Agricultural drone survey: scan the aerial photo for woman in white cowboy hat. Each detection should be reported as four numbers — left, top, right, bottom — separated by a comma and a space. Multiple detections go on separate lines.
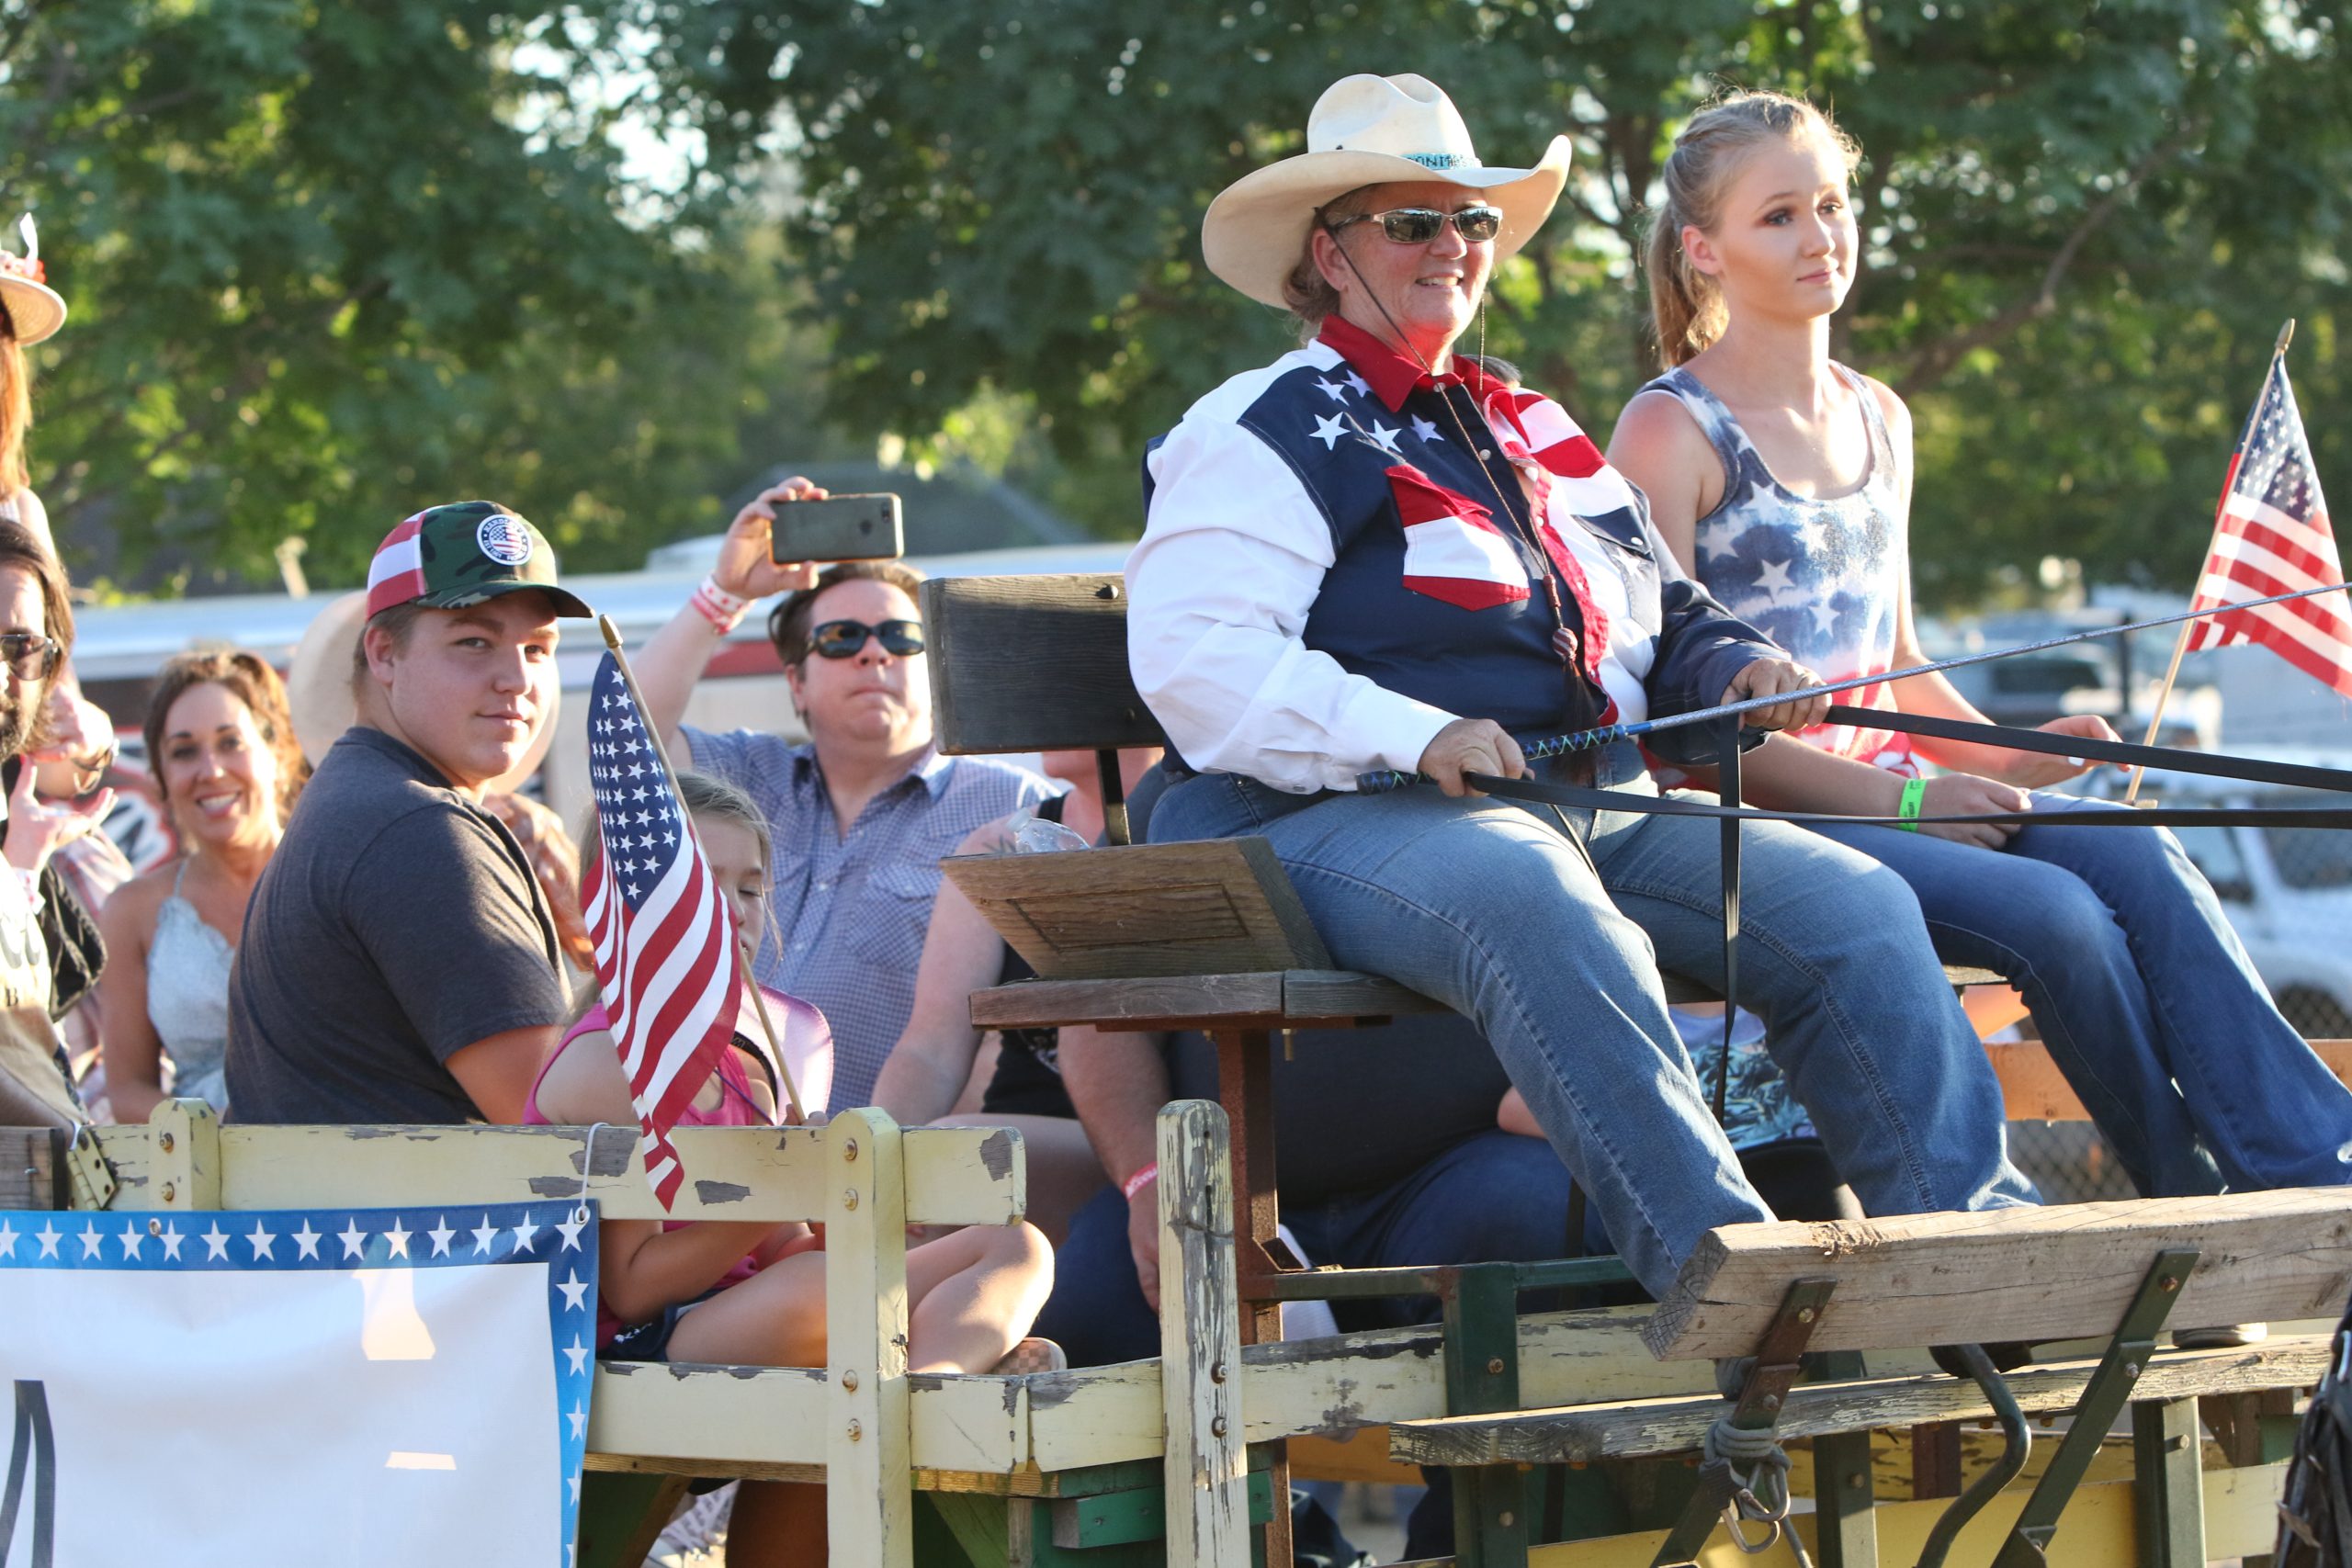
1124, 73, 2036, 1298
0, 215, 65, 554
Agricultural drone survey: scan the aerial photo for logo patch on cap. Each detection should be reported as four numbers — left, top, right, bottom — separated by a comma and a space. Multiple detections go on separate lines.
476, 513, 534, 567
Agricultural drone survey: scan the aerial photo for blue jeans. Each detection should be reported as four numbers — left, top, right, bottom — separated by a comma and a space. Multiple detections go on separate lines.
1149, 747, 2035, 1298
1808, 797, 2352, 1195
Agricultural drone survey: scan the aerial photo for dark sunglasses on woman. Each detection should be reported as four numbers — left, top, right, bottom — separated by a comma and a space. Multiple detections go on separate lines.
1326, 204, 1505, 245
808, 618, 925, 660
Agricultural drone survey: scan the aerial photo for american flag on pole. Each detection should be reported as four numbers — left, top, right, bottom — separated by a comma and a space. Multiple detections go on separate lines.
2183, 356, 2352, 696
577, 650, 744, 1207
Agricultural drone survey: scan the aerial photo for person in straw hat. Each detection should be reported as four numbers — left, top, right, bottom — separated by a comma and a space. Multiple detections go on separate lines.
0, 214, 63, 555
1124, 73, 2036, 1297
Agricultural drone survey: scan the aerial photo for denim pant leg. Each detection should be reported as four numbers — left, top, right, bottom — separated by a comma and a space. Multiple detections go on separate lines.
1592, 806, 2038, 1217
1150, 772, 1770, 1300
2007, 799, 2352, 1190
1030, 1184, 1161, 1368
1285, 1130, 1585, 1331
1803, 813, 2222, 1196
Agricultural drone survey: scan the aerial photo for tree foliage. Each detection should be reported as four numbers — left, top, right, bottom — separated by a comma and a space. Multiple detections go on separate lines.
3, 0, 828, 589
17, 2, 2352, 605
749, 0, 2352, 602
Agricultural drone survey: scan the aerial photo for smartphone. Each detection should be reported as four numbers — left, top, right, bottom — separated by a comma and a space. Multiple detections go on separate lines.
770, 492, 905, 562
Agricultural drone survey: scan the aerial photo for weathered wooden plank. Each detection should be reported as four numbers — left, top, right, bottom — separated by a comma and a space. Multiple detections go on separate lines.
0, 1127, 62, 1209
87, 1121, 1022, 1227
969, 973, 1289, 1031
1388, 1337, 2330, 1466
587, 1361, 830, 1472
1159, 1101, 1250, 1567
920, 574, 1167, 757
908, 1370, 1031, 1478
1024, 1307, 1717, 1472
968, 969, 1435, 1032
1280, 970, 1444, 1020
589, 1367, 1034, 1483
826, 1108, 913, 1567
1645, 1188, 2352, 1361
147, 1098, 219, 1211
944, 838, 1330, 981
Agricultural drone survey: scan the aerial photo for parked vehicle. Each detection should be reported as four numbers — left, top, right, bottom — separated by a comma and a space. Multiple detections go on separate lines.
2100, 760, 2352, 1037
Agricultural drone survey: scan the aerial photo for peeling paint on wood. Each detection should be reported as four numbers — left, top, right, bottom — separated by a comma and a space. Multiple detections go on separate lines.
694, 1179, 752, 1204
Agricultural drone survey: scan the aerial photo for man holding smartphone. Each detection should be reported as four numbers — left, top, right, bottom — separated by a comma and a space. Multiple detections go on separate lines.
629, 478, 1050, 1112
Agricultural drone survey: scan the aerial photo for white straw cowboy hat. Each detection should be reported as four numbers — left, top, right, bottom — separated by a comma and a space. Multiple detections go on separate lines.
1203, 73, 1573, 310
0, 215, 64, 345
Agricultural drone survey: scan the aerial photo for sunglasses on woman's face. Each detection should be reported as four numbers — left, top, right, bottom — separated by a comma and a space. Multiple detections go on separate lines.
0, 631, 60, 680
808, 618, 925, 660
1327, 205, 1505, 245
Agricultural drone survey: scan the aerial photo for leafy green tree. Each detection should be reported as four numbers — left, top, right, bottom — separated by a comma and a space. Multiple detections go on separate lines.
746, 0, 2352, 602
2, 1, 818, 588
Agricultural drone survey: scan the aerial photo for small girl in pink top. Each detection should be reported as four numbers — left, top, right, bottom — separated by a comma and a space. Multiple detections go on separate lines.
528, 772, 1055, 1562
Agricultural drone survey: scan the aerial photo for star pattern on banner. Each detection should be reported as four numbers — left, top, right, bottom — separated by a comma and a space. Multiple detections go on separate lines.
0, 1199, 603, 1568
1315, 377, 1350, 404
1411, 414, 1443, 445
1308, 412, 1348, 451
1366, 422, 1403, 456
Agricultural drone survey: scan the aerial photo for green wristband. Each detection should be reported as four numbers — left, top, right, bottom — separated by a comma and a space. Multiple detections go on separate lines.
1898, 777, 1928, 831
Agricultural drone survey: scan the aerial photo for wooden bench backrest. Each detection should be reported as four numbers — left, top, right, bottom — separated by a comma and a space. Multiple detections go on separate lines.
921, 572, 1166, 756
1645, 1188, 2352, 1361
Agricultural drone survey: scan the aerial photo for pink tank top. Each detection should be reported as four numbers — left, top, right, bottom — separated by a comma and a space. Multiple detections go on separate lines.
525, 1000, 788, 1346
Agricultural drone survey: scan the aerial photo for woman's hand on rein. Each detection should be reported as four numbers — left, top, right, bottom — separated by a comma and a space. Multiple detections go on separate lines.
1416, 717, 1528, 798
711, 476, 831, 601
1723, 659, 1829, 733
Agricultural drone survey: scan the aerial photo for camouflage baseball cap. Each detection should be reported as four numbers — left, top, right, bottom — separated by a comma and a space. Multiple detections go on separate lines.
364, 501, 593, 621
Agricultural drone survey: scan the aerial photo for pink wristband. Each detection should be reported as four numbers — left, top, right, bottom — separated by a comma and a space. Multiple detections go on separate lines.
689, 574, 750, 635
1121, 1161, 1159, 1201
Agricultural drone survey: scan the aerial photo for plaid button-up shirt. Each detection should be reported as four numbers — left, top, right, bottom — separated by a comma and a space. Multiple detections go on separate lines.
682, 727, 1052, 1111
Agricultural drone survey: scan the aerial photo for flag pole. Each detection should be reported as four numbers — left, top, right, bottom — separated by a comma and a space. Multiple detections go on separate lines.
2122, 318, 2296, 806
597, 615, 806, 1122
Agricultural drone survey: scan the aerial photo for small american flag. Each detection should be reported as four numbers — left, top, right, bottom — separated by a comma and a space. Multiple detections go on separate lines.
2185, 356, 2352, 697
577, 650, 744, 1207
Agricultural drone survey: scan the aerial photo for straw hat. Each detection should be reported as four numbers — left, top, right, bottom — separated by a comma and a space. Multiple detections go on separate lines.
0, 216, 65, 345
284, 588, 560, 795
1202, 73, 1572, 310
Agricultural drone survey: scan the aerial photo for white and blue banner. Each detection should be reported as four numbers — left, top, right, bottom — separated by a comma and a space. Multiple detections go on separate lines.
0, 1200, 595, 1567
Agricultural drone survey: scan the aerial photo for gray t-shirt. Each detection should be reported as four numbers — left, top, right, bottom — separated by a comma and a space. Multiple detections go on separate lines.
225, 727, 568, 1124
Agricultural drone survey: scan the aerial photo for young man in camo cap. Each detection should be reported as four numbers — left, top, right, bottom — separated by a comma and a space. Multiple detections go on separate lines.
227, 501, 594, 1125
